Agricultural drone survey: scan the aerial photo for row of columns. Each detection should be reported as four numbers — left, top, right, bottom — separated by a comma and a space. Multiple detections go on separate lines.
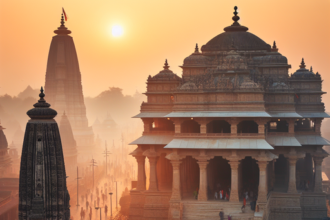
133, 147, 326, 201
142, 118, 312, 135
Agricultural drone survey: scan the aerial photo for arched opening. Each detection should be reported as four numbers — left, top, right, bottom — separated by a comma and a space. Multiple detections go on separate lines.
240, 157, 259, 201
296, 153, 314, 191
274, 154, 289, 192
156, 153, 173, 191
180, 156, 199, 199
267, 119, 288, 132
151, 118, 175, 132
207, 120, 231, 133
181, 120, 200, 133
294, 118, 315, 132
237, 120, 258, 133
207, 156, 231, 200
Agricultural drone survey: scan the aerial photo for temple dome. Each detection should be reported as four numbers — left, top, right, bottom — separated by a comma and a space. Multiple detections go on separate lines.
292, 58, 316, 77
27, 87, 57, 120
254, 53, 288, 64
201, 7, 271, 52
183, 44, 207, 66
179, 82, 198, 90
150, 60, 181, 80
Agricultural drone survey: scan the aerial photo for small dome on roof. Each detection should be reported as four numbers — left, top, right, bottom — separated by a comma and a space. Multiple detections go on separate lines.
183, 44, 207, 66
253, 42, 287, 64
179, 82, 198, 90
292, 58, 316, 77
150, 60, 181, 81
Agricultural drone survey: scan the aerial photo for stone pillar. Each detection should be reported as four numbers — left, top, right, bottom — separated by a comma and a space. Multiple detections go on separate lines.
173, 119, 183, 134
288, 119, 295, 134
314, 156, 324, 193
148, 156, 158, 191
256, 119, 268, 135
170, 160, 182, 201
197, 160, 209, 201
287, 157, 297, 193
314, 119, 322, 133
230, 119, 239, 134
136, 156, 146, 191
257, 161, 268, 203
142, 118, 153, 133
228, 160, 240, 202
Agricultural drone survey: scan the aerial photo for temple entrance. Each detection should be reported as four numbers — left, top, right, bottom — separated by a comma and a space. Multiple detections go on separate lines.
296, 153, 314, 191
180, 156, 199, 199
207, 156, 231, 200
156, 153, 173, 190
240, 157, 259, 201
237, 120, 258, 133
267, 120, 288, 132
274, 154, 289, 192
181, 120, 200, 133
207, 120, 231, 133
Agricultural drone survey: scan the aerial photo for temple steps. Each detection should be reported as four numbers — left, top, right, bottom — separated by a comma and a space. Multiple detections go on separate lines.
181, 200, 255, 220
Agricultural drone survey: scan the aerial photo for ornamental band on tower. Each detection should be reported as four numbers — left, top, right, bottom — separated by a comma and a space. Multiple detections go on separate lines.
128, 6, 329, 220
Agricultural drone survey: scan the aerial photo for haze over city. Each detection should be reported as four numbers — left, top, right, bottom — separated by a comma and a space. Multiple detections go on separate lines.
1, 1, 330, 220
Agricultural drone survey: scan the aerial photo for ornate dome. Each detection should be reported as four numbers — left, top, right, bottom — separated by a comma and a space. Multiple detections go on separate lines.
179, 82, 198, 90
183, 44, 207, 66
292, 58, 316, 77
201, 7, 271, 52
253, 42, 287, 64
149, 60, 181, 81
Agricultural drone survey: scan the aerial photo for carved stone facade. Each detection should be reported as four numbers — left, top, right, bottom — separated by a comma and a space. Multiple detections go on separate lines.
19, 88, 70, 220
129, 7, 329, 220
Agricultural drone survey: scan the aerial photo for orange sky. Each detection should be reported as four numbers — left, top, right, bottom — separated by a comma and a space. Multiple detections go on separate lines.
0, 0, 330, 108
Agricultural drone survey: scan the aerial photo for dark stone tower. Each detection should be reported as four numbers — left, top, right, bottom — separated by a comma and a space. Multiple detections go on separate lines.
19, 88, 70, 220
44, 14, 94, 158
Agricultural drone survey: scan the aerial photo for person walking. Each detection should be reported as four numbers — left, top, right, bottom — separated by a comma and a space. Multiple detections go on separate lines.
104, 204, 108, 218
241, 197, 246, 212
86, 200, 89, 212
219, 211, 224, 220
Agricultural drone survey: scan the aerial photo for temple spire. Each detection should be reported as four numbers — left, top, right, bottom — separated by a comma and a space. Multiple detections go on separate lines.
61, 13, 65, 27
271, 41, 278, 52
195, 44, 199, 53
310, 66, 313, 72
232, 6, 240, 25
224, 6, 248, 32
299, 58, 306, 69
163, 59, 170, 70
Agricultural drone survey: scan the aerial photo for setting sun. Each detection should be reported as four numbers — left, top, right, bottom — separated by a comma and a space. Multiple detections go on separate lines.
112, 25, 123, 37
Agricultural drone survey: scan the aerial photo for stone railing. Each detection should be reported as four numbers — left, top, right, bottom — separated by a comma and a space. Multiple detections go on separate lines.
143, 131, 175, 135
174, 133, 264, 138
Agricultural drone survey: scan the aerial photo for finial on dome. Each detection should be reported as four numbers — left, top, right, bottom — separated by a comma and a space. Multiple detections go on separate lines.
232, 6, 240, 24
310, 66, 313, 72
39, 87, 46, 103
195, 44, 199, 53
61, 13, 65, 27
163, 59, 170, 70
299, 58, 306, 69
271, 41, 278, 52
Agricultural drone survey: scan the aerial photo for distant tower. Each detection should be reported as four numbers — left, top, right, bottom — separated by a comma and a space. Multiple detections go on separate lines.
8, 141, 20, 175
59, 111, 78, 176
0, 123, 12, 177
44, 13, 94, 159
19, 88, 70, 220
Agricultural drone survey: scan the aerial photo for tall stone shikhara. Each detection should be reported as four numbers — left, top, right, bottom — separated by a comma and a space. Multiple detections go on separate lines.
19, 88, 70, 220
44, 14, 94, 157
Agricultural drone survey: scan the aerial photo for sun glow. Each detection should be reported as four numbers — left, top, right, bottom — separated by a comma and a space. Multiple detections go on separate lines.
111, 25, 123, 37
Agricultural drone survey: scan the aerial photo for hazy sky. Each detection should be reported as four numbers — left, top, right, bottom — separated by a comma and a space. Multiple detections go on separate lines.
0, 0, 329, 107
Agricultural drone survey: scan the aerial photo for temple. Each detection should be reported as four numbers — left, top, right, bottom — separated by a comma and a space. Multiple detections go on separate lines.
19, 88, 70, 220
59, 112, 78, 177
129, 7, 330, 220
0, 123, 12, 177
44, 14, 94, 160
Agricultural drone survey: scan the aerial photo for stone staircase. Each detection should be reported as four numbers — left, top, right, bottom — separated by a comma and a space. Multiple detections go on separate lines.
181, 200, 255, 220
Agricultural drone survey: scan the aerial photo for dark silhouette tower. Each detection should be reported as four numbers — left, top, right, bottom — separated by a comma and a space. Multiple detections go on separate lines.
44, 14, 94, 158
19, 88, 70, 220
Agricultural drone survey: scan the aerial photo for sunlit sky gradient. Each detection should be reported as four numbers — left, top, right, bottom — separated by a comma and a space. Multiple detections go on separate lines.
0, 0, 329, 108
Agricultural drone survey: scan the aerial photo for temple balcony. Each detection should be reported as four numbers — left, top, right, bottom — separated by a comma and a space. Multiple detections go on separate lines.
174, 133, 264, 138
